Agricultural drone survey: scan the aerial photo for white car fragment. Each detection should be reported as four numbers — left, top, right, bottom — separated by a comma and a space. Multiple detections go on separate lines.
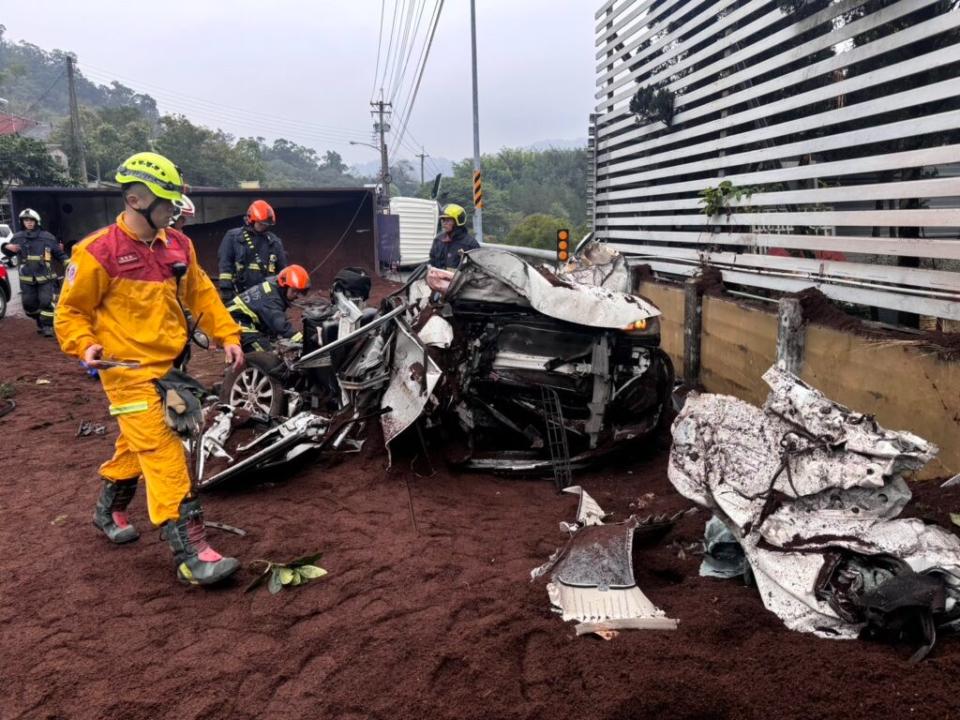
532, 487, 678, 637
669, 365, 960, 660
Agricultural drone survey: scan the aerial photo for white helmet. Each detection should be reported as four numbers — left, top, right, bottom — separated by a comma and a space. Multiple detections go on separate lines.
19, 208, 41, 224
170, 195, 196, 226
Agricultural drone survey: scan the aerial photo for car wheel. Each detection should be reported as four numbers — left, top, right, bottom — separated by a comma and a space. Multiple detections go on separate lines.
221, 355, 286, 417
0, 290, 6, 319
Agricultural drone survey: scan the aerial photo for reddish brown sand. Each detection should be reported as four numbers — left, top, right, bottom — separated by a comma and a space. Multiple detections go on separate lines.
2, 313, 960, 720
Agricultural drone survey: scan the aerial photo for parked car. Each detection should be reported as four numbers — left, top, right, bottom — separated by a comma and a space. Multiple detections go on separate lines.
0, 264, 11, 318
0, 224, 15, 268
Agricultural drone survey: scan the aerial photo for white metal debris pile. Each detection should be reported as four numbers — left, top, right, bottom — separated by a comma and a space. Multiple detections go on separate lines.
531, 486, 679, 639
669, 365, 960, 661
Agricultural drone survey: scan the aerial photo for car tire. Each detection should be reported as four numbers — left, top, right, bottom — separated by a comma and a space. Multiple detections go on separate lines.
0, 290, 6, 319
220, 352, 286, 417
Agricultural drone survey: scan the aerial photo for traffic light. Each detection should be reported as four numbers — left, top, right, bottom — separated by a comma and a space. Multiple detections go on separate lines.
557, 228, 570, 263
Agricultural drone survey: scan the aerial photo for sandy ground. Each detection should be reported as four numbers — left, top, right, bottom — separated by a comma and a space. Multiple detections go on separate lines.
2, 308, 960, 720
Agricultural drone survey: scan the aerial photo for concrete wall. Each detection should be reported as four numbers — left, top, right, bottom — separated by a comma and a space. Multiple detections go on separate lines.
638, 280, 960, 476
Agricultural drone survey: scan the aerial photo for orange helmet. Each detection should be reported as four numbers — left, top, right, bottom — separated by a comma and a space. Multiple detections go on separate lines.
277, 264, 311, 291
246, 199, 276, 225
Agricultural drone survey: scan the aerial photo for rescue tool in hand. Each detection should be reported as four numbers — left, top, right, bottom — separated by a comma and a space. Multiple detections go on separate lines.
82, 359, 142, 369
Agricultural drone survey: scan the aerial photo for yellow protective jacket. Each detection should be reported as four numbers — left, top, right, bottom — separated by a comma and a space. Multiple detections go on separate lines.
55, 214, 241, 390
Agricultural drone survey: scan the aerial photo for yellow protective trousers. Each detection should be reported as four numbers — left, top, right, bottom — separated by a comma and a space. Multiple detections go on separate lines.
98, 382, 191, 525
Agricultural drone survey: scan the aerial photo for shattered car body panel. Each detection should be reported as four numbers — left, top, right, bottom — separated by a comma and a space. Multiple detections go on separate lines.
558, 241, 632, 294
380, 322, 443, 447
533, 487, 678, 635
669, 365, 960, 657
447, 248, 660, 329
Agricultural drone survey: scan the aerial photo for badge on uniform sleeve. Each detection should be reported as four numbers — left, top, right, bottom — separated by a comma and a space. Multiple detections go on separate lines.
65, 262, 77, 285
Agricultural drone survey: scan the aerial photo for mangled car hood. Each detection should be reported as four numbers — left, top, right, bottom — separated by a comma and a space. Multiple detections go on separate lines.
447, 248, 659, 329
668, 365, 960, 651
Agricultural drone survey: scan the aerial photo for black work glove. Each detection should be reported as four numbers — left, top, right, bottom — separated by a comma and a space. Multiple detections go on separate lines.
154, 369, 210, 437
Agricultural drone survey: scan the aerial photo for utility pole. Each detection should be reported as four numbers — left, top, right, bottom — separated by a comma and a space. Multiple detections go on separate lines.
371, 99, 392, 209
469, 0, 483, 242
416, 148, 429, 185
65, 54, 88, 185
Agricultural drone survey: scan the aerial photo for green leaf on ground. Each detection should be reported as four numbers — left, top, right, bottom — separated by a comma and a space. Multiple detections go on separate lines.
267, 570, 283, 594
298, 565, 327, 580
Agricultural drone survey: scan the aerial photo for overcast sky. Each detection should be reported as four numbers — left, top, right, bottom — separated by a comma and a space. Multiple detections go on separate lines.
3, 1, 599, 171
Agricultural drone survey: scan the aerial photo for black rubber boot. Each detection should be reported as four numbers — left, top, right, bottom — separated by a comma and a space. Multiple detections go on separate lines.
92, 478, 140, 544
161, 498, 239, 586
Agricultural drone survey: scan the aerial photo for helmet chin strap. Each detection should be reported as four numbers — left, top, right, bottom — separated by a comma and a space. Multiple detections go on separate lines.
135, 197, 164, 231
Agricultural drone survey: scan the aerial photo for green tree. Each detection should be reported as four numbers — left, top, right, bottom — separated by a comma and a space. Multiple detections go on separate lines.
442, 148, 587, 243
389, 160, 419, 197
53, 106, 153, 181
155, 114, 262, 187
503, 213, 570, 250
0, 134, 73, 197
0, 28, 158, 123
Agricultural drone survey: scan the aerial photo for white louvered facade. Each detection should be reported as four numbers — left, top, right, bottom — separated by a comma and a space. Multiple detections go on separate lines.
591, 0, 960, 321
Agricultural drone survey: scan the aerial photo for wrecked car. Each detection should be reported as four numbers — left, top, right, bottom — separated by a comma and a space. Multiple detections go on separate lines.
403, 247, 673, 473
669, 365, 960, 661
198, 246, 673, 488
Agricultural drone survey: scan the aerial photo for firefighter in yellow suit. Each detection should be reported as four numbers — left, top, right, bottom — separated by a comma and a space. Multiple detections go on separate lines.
55, 151, 246, 586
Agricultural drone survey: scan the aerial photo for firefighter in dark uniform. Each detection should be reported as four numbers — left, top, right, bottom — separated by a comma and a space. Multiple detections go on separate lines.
428, 203, 479, 270
2, 208, 67, 336
227, 264, 310, 352
217, 199, 288, 302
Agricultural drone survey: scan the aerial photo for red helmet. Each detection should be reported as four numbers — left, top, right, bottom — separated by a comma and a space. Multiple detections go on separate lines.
246, 199, 275, 225
277, 264, 311, 291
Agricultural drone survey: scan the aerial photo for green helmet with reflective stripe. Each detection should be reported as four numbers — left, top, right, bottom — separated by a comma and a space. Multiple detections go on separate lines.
115, 152, 185, 201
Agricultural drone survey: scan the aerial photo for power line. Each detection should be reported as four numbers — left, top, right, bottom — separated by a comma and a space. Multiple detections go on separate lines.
387, 0, 419, 102
390, 0, 439, 129
378, 0, 403, 97
390, 0, 429, 106
370, 0, 386, 101
391, 0, 444, 156
391, 0, 442, 153
22, 68, 66, 115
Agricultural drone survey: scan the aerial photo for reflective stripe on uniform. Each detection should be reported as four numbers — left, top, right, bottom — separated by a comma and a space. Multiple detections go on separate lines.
26, 255, 44, 260
109, 400, 150, 417
39, 310, 55, 318
228, 296, 260, 324
247, 263, 262, 271
261, 281, 271, 293
219, 272, 234, 280
291, 331, 303, 343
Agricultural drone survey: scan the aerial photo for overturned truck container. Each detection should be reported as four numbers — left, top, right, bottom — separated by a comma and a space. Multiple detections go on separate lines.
9, 187, 381, 289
